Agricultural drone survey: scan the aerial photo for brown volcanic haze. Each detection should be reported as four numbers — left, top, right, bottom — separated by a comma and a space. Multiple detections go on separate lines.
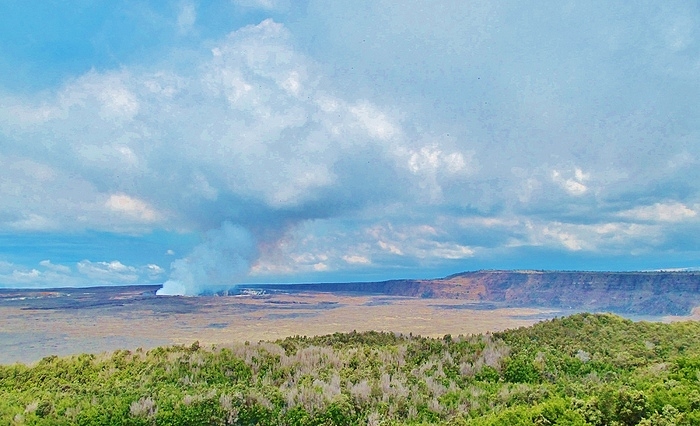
1, 270, 699, 365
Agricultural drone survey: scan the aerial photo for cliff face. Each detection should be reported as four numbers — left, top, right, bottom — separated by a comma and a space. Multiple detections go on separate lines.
259, 271, 700, 316
433, 271, 700, 315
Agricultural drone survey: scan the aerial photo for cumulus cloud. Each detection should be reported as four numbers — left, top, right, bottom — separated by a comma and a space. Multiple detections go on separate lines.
0, 259, 164, 288
618, 202, 698, 223
3, 18, 492, 290
77, 260, 140, 283
39, 260, 71, 274
551, 168, 589, 197
105, 194, 161, 223
343, 255, 371, 265
2, 2, 700, 287
0, 20, 411, 232
522, 220, 662, 254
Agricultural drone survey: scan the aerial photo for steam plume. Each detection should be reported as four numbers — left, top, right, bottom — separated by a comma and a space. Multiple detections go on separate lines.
156, 222, 257, 296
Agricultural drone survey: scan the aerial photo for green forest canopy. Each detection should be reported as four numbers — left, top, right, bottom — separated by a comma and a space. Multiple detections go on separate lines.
2, 313, 700, 425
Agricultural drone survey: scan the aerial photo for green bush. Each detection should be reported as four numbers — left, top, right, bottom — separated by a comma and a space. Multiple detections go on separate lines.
2, 314, 700, 425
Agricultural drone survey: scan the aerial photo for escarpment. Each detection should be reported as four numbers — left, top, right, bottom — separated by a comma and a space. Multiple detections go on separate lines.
259, 270, 700, 316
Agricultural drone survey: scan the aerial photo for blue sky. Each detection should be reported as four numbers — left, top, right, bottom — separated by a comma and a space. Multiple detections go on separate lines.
1, 1, 699, 293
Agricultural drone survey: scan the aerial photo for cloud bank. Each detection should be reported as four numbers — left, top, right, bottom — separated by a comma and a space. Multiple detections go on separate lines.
0, 259, 164, 289
0, 2, 699, 291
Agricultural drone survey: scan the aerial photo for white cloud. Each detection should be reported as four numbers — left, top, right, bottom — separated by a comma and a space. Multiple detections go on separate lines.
342, 255, 371, 265
618, 202, 698, 223
399, 144, 477, 203
281, 71, 302, 95
7, 16, 677, 247
145, 264, 165, 279
349, 102, 399, 141
406, 146, 474, 176
523, 220, 661, 253
105, 194, 161, 223
551, 168, 589, 196
541, 226, 585, 251
407, 146, 442, 174
0, 259, 164, 288
312, 262, 328, 271
366, 222, 477, 261
248, 219, 479, 278
9, 214, 57, 231
426, 242, 475, 260
77, 260, 139, 283
2, 4, 700, 284
39, 260, 71, 274
12, 269, 41, 282
378, 240, 404, 256
98, 84, 139, 120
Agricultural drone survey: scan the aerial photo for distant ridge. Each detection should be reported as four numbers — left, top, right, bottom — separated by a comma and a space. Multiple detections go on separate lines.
256, 270, 700, 316
7, 271, 697, 317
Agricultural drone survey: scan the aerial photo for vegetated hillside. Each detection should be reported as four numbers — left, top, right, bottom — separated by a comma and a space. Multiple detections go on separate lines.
260, 270, 700, 316
3, 313, 700, 425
